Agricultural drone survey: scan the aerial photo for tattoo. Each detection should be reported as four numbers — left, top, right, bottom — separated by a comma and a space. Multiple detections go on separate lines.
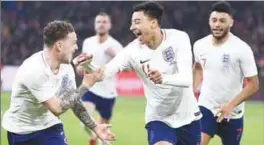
58, 85, 87, 111
56, 84, 97, 129
71, 100, 97, 129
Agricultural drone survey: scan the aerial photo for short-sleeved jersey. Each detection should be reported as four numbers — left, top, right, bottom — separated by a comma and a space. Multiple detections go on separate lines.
193, 33, 258, 119
82, 36, 123, 98
2, 51, 76, 133
104, 29, 202, 128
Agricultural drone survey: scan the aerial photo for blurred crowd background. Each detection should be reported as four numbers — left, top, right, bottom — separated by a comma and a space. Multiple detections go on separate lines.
1, 1, 264, 98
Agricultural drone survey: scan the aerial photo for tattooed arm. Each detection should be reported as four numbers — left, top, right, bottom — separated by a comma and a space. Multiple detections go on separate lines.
71, 99, 97, 129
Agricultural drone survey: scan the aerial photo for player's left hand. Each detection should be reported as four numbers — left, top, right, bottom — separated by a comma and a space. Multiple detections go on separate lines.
72, 53, 93, 66
216, 103, 235, 123
105, 47, 115, 56
93, 124, 115, 144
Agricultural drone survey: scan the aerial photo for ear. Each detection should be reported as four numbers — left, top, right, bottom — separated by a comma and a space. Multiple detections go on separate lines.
55, 41, 63, 52
229, 16, 234, 28
150, 19, 158, 29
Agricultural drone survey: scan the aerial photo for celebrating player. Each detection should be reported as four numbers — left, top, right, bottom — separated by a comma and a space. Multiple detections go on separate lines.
2, 20, 115, 145
193, 2, 259, 145
76, 12, 123, 145
86, 2, 202, 145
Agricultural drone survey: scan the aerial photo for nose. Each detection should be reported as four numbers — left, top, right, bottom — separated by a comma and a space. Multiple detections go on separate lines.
74, 45, 78, 52
130, 24, 135, 31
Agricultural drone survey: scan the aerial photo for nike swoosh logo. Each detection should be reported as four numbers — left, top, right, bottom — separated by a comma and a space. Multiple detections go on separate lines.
140, 59, 150, 64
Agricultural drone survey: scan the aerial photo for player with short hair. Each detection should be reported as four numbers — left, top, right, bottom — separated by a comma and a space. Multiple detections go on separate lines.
76, 12, 123, 145
193, 2, 259, 145
2, 20, 115, 145
85, 2, 202, 145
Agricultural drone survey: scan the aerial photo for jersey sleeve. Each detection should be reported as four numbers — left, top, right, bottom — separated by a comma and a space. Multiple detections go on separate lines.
22, 70, 55, 103
193, 41, 200, 63
68, 65, 77, 89
104, 45, 132, 79
82, 39, 90, 53
162, 32, 193, 87
240, 44, 258, 77
113, 41, 123, 55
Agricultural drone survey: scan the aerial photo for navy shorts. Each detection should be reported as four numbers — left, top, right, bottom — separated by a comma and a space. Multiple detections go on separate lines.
7, 124, 67, 145
146, 120, 201, 145
81, 91, 116, 120
200, 106, 243, 145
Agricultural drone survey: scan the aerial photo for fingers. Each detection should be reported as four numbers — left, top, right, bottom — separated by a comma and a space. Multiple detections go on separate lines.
148, 70, 162, 84
217, 114, 224, 123
106, 124, 112, 128
73, 53, 93, 65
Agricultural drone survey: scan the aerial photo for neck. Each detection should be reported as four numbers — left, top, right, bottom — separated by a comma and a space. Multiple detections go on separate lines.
212, 32, 230, 46
43, 47, 61, 74
146, 29, 163, 50
97, 34, 108, 44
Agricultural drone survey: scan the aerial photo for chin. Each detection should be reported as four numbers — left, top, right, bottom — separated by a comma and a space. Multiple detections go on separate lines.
213, 34, 224, 40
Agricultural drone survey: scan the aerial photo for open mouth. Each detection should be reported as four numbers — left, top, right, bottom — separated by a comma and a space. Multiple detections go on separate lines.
133, 30, 142, 37
213, 28, 223, 33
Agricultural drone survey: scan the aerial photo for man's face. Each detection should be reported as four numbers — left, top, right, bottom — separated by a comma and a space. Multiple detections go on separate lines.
94, 15, 111, 36
58, 32, 78, 64
209, 11, 233, 39
130, 11, 157, 44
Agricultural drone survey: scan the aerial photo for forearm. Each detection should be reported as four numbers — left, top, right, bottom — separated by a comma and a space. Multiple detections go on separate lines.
162, 72, 192, 87
71, 100, 97, 129
57, 85, 88, 112
230, 81, 259, 107
193, 65, 203, 91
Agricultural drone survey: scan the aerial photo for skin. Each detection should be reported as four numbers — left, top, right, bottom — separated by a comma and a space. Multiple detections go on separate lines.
130, 11, 170, 145
130, 11, 163, 86
193, 11, 259, 145
42, 31, 115, 143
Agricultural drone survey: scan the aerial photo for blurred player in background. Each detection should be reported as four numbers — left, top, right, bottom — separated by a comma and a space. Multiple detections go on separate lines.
193, 2, 259, 145
2, 20, 115, 145
76, 12, 123, 145
85, 2, 202, 145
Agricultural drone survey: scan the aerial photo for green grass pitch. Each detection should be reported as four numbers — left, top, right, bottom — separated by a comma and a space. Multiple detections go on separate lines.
1, 92, 264, 145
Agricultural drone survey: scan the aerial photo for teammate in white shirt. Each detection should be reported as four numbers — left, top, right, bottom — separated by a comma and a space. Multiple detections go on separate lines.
193, 2, 259, 145
2, 20, 115, 145
77, 12, 123, 145
84, 2, 202, 145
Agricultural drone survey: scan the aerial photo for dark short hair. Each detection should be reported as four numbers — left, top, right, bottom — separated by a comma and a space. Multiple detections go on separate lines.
133, 2, 164, 25
43, 20, 75, 47
211, 1, 232, 16
95, 12, 111, 22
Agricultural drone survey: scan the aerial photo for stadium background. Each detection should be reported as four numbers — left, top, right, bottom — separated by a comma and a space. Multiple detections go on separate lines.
1, 1, 264, 145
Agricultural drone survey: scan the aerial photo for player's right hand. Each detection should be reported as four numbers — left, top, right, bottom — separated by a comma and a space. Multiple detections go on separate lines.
82, 67, 104, 88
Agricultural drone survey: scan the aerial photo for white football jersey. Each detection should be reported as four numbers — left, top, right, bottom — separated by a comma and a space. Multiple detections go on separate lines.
193, 33, 258, 119
104, 29, 201, 128
82, 36, 123, 98
2, 51, 76, 133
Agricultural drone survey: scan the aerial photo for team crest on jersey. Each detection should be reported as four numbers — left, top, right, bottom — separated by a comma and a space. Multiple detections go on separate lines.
222, 54, 230, 64
61, 74, 69, 89
162, 46, 175, 63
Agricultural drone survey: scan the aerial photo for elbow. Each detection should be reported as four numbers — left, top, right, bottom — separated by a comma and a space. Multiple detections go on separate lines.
53, 111, 62, 117
50, 109, 63, 117
253, 80, 259, 93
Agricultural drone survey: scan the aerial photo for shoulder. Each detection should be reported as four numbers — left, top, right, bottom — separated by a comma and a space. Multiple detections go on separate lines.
193, 35, 211, 54
83, 36, 96, 44
194, 35, 211, 48
108, 36, 122, 46
164, 29, 189, 39
19, 51, 45, 76
230, 34, 251, 51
